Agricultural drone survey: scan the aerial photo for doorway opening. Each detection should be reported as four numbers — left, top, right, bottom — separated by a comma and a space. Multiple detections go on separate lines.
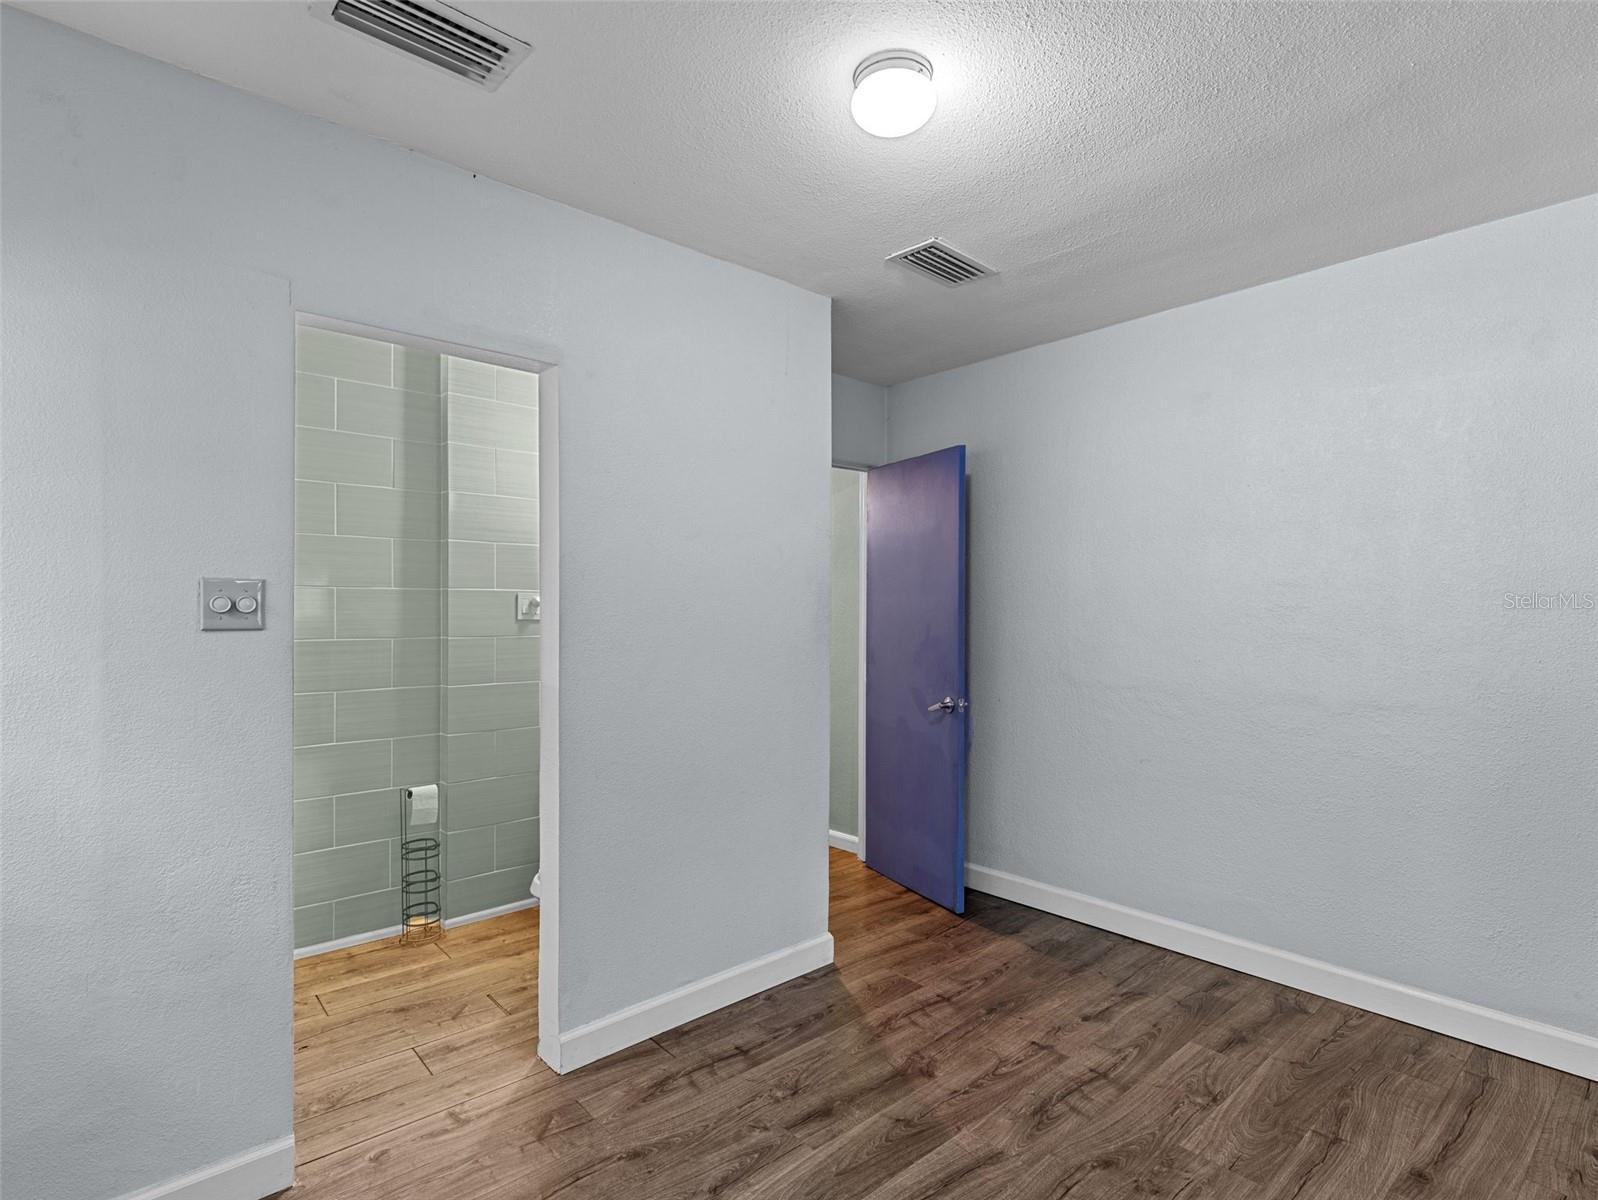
829, 448, 971, 914
289, 316, 557, 1167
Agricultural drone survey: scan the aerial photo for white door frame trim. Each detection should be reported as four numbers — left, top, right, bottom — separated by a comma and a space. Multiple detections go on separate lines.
856, 468, 867, 859
828, 464, 869, 860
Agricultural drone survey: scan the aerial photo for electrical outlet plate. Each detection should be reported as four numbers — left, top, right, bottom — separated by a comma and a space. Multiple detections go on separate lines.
200, 578, 265, 631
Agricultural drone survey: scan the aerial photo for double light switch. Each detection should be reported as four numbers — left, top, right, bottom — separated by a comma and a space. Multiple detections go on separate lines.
201, 578, 265, 630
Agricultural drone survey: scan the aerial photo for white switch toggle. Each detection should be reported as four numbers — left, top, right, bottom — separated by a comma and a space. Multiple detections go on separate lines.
235, 595, 258, 614
209, 595, 234, 614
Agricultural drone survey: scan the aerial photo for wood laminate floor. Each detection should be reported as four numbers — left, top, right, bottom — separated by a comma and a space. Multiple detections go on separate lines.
291, 848, 1597, 1199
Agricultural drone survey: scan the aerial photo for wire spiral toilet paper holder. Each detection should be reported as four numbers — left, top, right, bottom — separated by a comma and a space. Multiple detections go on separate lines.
401, 786, 444, 945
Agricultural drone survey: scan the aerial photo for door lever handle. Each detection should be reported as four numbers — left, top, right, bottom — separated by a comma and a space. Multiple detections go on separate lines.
928, 696, 967, 713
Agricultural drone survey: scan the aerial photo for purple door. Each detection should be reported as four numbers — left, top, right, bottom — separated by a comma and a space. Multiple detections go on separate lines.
865, 445, 968, 913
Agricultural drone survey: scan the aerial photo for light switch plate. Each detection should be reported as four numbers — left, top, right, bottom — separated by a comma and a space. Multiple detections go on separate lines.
201, 578, 265, 631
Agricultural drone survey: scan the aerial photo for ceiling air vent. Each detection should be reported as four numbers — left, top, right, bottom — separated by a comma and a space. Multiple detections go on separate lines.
311, 0, 531, 91
888, 238, 995, 287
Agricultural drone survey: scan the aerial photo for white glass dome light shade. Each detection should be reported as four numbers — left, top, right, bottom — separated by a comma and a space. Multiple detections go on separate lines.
851, 50, 936, 138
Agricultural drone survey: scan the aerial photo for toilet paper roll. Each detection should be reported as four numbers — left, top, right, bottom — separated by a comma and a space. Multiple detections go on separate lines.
405, 784, 439, 827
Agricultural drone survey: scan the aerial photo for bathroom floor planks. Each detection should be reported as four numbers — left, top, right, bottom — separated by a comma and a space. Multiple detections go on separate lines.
288, 851, 1598, 1199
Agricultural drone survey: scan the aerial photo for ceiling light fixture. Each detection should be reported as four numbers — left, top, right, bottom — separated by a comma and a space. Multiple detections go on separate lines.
851, 50, 936, 138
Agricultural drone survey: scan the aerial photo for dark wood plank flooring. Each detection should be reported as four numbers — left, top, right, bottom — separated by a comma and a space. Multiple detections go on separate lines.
290, 847, 1597, 1199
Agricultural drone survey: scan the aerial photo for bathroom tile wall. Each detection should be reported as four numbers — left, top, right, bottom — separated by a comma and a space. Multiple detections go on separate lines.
442, 356, 541, 918
293, 327, 443, 949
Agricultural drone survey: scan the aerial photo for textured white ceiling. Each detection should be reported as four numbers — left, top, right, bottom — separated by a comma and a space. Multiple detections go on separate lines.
25, 1, 1598, 384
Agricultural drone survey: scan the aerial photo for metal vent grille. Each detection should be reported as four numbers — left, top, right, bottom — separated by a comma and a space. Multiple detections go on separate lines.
888, 238, 995, 287
311, 0, 531, 91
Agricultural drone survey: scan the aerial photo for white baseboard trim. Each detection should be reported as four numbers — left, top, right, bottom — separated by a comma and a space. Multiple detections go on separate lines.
293, 897, 539, 959
967, 863, 1598, 1082
445, 896, 539, 929
547, 932, 836, 1074
293, 926, 401, 959
827, 830, 861, 855
113, 1135, 294, 1200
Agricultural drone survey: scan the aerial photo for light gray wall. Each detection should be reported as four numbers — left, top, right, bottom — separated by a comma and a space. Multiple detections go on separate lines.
832, 373, 887, 467
887, 193, 1598, 1040
0, 11, 830, 1200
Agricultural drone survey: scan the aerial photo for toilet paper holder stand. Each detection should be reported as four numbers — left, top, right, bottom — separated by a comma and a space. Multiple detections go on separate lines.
401, 786, 444, 945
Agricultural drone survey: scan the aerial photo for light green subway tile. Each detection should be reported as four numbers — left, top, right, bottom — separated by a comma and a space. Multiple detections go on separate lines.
447, 590, 524, 637
394, 345, 442, 394
294, 797, 335, 853
296, 480, 335, 535
393, 539, 442, 589
496, 729, 539, 778
444, 356, 497, 399
336, 686, 439, 742
494, 637, 539, 683
394, 441, 442, 493
298, 327, 392, 386
297, 426, 392, 487
295, 587, 334, 639
443, 733, 496, 784
295, 640, 391, 694
293, 739, 391, 800
447, 393, 536, 452
447, 540, 496, 589
446, 865, 537, 920
446, 682, 538, 735
494, 450, 536, 499
392, 639, 441, 687
293, 692, 336, 747
393, 735, 440, 790
335, 588, 441, 639
494, 545, 538, 591
336, 485, 440, 540
293, 838, 391, 906
337, 380, 442, 444
446, 827, 496, 880
495, 818, 538, 869
450, 492, 536, 545
495, 366, 538, 408
446, 773, 537, 830
334, 888, 401, 939
440, 728, 538, 786
296, 372, 336, 428
438, 728, 538, 785
294, 903, 335, 949
296, 534, 392, 588
447, 638, 495, 686
335, 788, 402, 846
446, 443, 496, 494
